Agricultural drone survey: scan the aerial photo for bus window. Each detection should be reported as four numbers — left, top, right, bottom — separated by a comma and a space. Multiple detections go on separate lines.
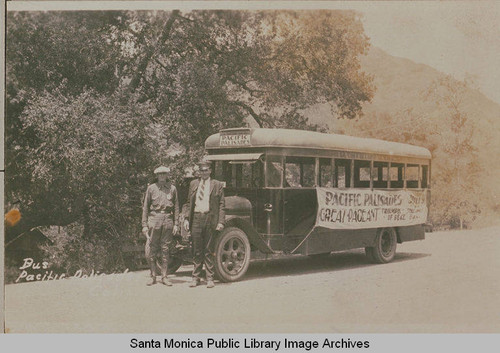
213, 161, 223, 180
319, 158, 333, 187
285, 156, 315, 188
266, 155, 283, 188
214, 160, 263, 188
302, 161, 316, 187
253, 161, 264, 188
234, 161, 263, 188
406, 164, 419, 188
354, 160, 371, 188
421, 165, 429, 188
335, 159, 351, 188
373, 161, 389, 188
213, 161, 232, 186
390, 163, 404, 188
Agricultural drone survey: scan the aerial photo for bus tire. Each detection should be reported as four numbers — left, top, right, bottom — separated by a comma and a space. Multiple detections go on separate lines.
214, 227, 251, 282
370, 227, 397, 263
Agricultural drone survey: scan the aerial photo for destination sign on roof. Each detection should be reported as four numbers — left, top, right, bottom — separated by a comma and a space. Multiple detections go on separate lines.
220, 132, 251, 146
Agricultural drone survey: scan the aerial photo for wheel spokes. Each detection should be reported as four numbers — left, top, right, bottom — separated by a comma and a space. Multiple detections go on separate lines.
220, 237, 247, 275
380, 231, 392, 256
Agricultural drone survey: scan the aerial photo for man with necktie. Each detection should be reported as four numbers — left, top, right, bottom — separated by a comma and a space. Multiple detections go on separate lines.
183, 160, 225, 288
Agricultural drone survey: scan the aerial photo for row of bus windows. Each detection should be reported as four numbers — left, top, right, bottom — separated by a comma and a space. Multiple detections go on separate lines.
267, 156, 429, 189
213, 156, 429, 189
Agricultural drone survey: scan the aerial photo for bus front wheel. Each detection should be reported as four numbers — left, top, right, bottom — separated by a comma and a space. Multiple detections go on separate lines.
366, 227, 397, 263
214, 227, 251, 282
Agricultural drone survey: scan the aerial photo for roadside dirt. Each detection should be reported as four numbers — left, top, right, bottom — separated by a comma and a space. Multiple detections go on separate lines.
5, 226, 500, 333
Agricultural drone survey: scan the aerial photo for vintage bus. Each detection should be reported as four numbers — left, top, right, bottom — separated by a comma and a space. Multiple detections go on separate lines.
201, 128, 431, 282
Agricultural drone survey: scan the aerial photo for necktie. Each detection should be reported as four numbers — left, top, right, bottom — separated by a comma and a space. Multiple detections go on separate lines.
198, 180, 205, 203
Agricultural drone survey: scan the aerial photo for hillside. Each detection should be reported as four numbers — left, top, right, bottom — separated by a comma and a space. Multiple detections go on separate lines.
310, 47, 500, 145
360, 47, 500, 138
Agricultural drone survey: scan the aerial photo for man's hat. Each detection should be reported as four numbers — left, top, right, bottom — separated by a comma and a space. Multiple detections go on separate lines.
154, 166, 170, 174
197, 160, 211, 172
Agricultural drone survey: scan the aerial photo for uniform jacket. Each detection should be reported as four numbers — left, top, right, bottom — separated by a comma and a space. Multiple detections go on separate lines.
184, 178, 225, 231
142, 182, 179, 228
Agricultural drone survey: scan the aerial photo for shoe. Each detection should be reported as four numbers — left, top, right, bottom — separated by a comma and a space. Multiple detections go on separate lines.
207, 280, 215, 288
161, 277, 172, 286
147, 277, 157, 286
189, 279, 199, 287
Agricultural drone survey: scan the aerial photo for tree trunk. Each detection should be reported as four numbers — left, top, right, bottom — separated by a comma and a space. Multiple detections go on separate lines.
126, 10, 180, 95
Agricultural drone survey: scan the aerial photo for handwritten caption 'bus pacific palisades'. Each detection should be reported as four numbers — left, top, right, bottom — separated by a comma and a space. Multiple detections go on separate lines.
14, 257, 129, 283
316, 188, 427, 229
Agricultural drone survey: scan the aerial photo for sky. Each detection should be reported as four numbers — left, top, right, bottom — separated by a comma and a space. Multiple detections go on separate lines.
348, 1, 500, 104
7, 1, 500, 104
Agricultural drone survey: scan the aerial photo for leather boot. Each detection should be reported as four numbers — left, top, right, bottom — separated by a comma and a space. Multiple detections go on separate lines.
147, 277, 157, 286
161, 277, 172, 286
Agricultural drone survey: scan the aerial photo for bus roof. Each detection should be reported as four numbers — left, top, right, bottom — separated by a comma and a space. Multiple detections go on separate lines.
205, 128, 431, 160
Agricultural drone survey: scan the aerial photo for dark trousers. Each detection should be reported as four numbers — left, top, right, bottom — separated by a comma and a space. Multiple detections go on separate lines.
146, 213, 173, 278
191, 213, 215, 281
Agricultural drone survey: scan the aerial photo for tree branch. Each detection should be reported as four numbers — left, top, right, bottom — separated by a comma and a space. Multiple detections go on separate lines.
126, 10, 179, 94
227, 77, 266, 97
229, 100, 265, 127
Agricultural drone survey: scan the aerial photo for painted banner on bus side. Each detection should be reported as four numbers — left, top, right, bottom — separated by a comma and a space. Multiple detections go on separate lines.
316, 188, 427, 229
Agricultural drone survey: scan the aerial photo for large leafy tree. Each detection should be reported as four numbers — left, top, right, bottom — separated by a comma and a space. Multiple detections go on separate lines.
114, 10, 373, 140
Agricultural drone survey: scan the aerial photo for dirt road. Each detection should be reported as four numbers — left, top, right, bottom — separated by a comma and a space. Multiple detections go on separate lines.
5, 226, 500, 333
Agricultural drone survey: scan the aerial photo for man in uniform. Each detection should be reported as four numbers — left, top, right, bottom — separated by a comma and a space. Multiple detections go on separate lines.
183, 160, 225, 288
142, 166, 179, 286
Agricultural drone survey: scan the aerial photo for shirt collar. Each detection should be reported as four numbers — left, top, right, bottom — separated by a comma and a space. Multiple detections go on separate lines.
157, 181, 170, 188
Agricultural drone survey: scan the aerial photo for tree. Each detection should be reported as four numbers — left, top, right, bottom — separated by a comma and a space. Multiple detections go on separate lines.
114, 10, 373, 136
6, 11, 130, 239
424, 76, 481, 229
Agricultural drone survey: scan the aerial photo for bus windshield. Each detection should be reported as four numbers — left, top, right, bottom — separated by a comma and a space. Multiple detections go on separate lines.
213, 160, 264, 188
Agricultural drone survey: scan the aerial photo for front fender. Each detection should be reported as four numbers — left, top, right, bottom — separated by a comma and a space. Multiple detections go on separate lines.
225, 217, 274, 254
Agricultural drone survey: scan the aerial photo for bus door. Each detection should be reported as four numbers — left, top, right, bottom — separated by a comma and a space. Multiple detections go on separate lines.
261, 156, 284, 250
282, 157, 317, 252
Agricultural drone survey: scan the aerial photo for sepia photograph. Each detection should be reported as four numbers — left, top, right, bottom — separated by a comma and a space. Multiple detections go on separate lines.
2, 0, 500, 338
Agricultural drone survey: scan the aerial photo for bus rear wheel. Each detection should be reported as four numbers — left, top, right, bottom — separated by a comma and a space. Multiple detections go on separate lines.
366, 227, 397, 263
214, 227, 251, 282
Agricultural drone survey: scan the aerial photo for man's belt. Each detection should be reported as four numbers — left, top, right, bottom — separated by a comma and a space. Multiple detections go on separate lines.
151, 210, 173, 215
194, 211, 209, 215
